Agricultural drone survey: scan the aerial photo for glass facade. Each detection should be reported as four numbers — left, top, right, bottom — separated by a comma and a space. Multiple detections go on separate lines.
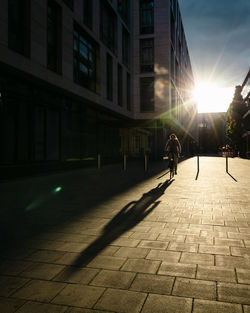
8, 0, 30, 57
83, 0, 93, 29
73, 25, 99, 92
118, 64, 123, 107
100, 0, 117, 54
117, 0, 130, 26
140, 0, 154, 34
106, 53, 113, 101
140, 77, 154, 112
62, 0, 74, 10
122, 26, 130, 67
127, 72, 131, 111
47, 0, 62, 73
140, 38, 154, 73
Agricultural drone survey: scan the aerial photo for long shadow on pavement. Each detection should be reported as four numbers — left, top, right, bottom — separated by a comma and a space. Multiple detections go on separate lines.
65, 179, 173, 274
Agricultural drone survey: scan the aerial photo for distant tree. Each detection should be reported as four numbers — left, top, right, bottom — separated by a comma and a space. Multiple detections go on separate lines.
226, 85, 246, 152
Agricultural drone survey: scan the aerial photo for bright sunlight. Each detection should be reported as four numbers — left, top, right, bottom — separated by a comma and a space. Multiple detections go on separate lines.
193, 82, 234, 113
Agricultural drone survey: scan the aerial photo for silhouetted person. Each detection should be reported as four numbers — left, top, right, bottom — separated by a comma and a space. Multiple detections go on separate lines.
165, 133, 181, 174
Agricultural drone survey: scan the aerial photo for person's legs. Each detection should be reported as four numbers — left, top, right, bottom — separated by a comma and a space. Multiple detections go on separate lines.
173, 154, 178, 173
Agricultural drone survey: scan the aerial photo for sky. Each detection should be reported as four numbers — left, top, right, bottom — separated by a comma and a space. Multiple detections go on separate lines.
178, 0, 250, 113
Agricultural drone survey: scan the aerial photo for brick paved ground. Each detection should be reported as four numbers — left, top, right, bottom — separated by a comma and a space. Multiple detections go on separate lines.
1, 156, 250, 313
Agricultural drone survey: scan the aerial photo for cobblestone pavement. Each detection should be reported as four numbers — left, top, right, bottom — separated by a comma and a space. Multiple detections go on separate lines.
1, 156, 250, 313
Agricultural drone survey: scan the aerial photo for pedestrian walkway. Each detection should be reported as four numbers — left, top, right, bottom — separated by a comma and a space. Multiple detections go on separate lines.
1, 156, 250, 313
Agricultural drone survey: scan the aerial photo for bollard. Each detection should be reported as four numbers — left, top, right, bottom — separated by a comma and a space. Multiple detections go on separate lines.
226, 155, 228, 173
123, 154, 127, 171
144, 154, 148, 171
97, 154, 101, 169
195, 155, 200, 180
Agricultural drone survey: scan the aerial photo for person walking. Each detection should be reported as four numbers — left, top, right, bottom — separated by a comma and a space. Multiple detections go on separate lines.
165, 133, 181, 175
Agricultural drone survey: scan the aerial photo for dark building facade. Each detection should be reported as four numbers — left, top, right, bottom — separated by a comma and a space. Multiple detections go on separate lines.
0, 0, 197, 174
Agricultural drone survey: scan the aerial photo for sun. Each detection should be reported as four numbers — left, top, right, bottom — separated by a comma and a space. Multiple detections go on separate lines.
193, 82, 234, 113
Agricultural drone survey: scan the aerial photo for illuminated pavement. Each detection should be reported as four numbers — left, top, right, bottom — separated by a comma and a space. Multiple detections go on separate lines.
1, 156, 250, 313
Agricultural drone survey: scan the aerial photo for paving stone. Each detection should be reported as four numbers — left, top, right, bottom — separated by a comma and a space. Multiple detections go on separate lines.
55, 252, 80, 265
200, 231, 227, 238
157, 234, 185, 242
215, 238, 244, 247
65, 308, 114, 313
236, 269, 250, 284
231, 247, 250, 257
0, 260, 32, 275
244, 305, 250, 313
199, 245, 230, 255
12, 280, 66, 302
193, 299, 243, 313
15, 301, 68, 313
26, 249, 66, 263
197, 265, 236, 282
0, 297, 25, 313
20, 262, 65, 280
228, 232, 250, 240
185, 235, 213, 244
114, 247, 149, 258
141, 293, 192, 313
130, 226, 151, 232
138, 240, 169, 250
172, 277, 216, 300
110, 238, 140, 247
218, 282, 250, 304
180, 253, 214, 265
121, 258, 160, 274
216, 255, 250, 269
87, 255, 126, 270
54, 267, 99, 284
158, 262, 196, 278
239, 228, 250, 233
130, 273, 174, 294
52, 284, 105, 308
146, 250, 181, 262
168, 242, 198, 253
129, 232, 158, 240
90, 269, 135, 289
174, 229, 201, 235
94, 288, 147, 313
98, 246, 120, 256
0, 276, 29, 297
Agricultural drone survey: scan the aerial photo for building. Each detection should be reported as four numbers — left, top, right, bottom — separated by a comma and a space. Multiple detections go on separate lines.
242, 70, 250, 157
0, 0, 197, 174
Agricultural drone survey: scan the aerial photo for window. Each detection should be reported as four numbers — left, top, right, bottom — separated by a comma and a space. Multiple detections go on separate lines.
135, 136, 140, 149
140, 38, 154, 73
83, 0, 93, 29
122, 26, 130, 67
73, 24, 99, 92
127, 72, 131, 111
62, 0, 73, 10
100, 0, 117, 54
118, 64, 123, 106
8, 0, 30, 56
171, 47, 175, 80
140, 0, 154, 34
106, 53, 113, 101
170, 11, 175, 48
47, 0, 62, 73
118, 0, 130, 25
140, 77, 154, 112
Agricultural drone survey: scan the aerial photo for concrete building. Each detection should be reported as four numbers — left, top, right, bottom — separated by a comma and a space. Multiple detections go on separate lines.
0, 0, 197, 173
